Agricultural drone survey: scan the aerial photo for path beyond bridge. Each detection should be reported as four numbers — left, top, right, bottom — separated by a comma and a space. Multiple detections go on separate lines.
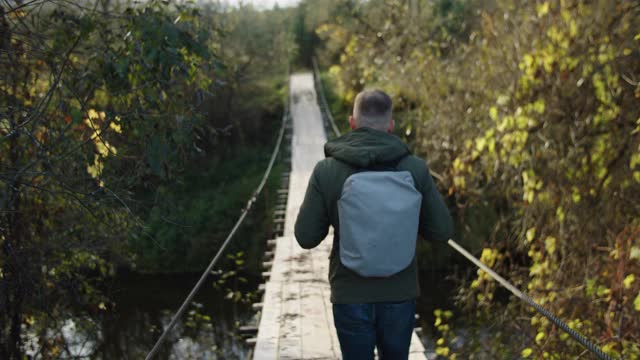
252, 73, 427, 359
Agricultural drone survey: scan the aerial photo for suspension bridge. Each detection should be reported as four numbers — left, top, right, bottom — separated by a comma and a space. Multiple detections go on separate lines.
249, 72, 427, 359
145, 66, 615, 360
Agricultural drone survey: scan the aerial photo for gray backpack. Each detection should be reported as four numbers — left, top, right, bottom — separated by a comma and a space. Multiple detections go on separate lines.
338, 159, 422, 277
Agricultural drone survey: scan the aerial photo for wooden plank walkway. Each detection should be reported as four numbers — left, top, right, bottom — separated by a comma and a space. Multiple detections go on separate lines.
253, 73, 427, 359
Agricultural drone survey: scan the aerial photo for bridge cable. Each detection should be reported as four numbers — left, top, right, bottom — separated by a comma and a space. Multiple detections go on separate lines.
447, 240, 614, 360
312, 59, 615, 360
145, 98, 289, 360
312, 57, 341, 137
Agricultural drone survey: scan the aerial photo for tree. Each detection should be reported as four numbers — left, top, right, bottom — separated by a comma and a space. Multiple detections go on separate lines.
0, 0, 293, 357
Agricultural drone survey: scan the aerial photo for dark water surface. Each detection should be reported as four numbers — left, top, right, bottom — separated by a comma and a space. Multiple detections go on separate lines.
25, 272, 258, 359
30, 269, 456, 359
101, 272, 259, 359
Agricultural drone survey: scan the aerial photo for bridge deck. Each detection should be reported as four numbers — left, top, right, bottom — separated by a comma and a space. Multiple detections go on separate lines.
253, 73, 427, 359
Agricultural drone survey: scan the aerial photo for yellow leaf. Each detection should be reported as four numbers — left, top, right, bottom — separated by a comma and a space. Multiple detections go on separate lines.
496, 94, 510, 106
631, 152, 640, 169
88, 109, 100, 120
522, 348, 533, 358
110, 122, 122, 134
523, 54, 534, 68
489, 107, 498, 121
537, 2, 550, 17
87, 155, 104, 179
545, 236, 557, 255
526, 190, 535, 203
623, 274, 635, 289
475, 137, 486, 152
572, 190, 581, 203
480, 248, 497, 265
634, 292, 640, 311
535, 331, 546, 344
569, 21, 578, 38
435, 346, 450, 356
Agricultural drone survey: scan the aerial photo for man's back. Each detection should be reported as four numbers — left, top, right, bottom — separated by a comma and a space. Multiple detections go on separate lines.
294, 89, 453, 359
294, 126, 453, 304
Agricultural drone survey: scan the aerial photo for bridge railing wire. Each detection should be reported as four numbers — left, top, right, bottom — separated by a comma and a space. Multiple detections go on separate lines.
312, 57, 341, 138
145, 78, 290, 360
448, 240, 615, 360
311, 56, 614, 360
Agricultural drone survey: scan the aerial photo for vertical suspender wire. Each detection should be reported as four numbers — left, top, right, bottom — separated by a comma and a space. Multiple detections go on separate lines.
448, 240, 615, 360
145, 94, 289, 360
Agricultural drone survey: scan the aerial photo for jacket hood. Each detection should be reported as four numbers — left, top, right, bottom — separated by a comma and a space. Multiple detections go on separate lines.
324, 127, 410, 168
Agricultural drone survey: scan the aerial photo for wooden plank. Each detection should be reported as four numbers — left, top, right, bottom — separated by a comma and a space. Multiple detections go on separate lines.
301, 282, 336, 358
302, 235, 340, 359
409, 331, 427, 354
310, 234, 340, 358
253, 273, 282, 359
278, 237, 302, 359
269, 237, 291, 283
253, 236, 293, 359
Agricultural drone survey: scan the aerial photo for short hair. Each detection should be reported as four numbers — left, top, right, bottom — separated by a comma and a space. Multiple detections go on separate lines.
352, 90, 392, 131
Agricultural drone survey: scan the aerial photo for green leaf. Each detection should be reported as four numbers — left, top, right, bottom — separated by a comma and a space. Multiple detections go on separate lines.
146, 136, 169, 178
71, 108, 84, 124
79, 16, 95, 36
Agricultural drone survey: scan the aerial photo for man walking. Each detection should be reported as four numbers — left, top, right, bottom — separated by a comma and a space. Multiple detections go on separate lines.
294, 89, 453, 359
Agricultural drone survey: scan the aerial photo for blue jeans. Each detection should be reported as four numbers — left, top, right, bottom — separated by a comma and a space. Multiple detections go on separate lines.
332, 299, 416, 360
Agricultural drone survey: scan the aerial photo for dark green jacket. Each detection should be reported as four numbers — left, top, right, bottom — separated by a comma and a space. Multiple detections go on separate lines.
294, 127, 453, 304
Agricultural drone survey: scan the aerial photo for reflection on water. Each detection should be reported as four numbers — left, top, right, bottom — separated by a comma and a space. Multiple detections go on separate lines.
26, 272, 257, 360
24, 268, 458, 359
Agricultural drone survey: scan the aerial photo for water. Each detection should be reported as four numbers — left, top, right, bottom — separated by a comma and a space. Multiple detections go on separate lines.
24, 267, 457, 359
25, 272, 259, 360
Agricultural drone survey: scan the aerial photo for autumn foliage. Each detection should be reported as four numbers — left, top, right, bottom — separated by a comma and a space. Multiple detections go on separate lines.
311, 0, 640, 358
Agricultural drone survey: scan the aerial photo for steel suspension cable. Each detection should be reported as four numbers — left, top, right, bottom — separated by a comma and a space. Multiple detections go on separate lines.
145, 101, 289, 360
448, 239, 615, 360
312, 57, 341, 137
